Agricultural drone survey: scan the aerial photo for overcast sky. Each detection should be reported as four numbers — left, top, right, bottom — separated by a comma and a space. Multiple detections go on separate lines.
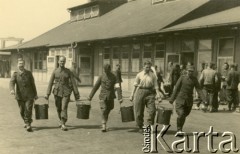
0, 0, 88, 46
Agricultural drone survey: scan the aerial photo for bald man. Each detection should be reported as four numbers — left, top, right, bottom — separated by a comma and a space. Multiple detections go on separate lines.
46, 56, 80, 131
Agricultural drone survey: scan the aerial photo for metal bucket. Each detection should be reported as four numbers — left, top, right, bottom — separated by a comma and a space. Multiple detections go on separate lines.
34, 97, 49, 120
76, 100, 91, 119
120, 105, 135, 122
156, 107, 172, 125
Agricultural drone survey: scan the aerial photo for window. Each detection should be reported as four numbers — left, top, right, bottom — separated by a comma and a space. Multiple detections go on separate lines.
69, 48, 73, 58
84, 7, 91, 19
155, 43, 165, 58
155, 42, 165, 73
77, 9, 84, 20
34, 51, 47, 70
199, 39, 212, 51
182, 40, 194, 52
121, 46, 130, 73
71, 11, 77, 21
56, 49, 61, 55
91, 5, 99, 17
50, 50, 55, 56
218, 38, 234, 73
143, 44, 153, 66
219, 38, 234, 57
104, 48, 111, 65
198, 39, 212, 72
132, 44, 140, 72
112, 47, 120, 70
62, 48, 67, 56
152, 0, 164, 4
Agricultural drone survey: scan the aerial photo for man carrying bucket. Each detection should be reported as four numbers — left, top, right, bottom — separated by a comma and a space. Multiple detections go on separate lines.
130, 61, 162, 133
45, 56, 80, 131
9, 58, 38, 132
169, 66, 206, 133
87, 64, 122, 132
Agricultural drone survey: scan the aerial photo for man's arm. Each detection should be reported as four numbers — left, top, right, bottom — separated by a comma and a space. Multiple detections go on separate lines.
169, 76, 182, 103
88, 76, 101, 100
153, 74, 162, 99
70, 72, 80, 100
9, 72, 16, 95
226, 71, 232, 85
29, 71, 38, 98
71, 71, 81, 82
198, 71, 204, 88
46, 71, 55, 98
130, 73, 140, 101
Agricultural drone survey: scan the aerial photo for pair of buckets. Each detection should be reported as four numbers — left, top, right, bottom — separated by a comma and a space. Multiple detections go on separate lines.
34, 98, 91, 120
76, 100, 91, 119
120, 100, 173, 124
34, 97, 49, 120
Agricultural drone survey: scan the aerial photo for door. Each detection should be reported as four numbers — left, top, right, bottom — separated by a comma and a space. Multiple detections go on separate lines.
78, 56, 92, 86
181, 52, 194, 65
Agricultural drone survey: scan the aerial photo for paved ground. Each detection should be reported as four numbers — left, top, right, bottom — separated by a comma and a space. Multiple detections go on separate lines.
0, 78, 240, 154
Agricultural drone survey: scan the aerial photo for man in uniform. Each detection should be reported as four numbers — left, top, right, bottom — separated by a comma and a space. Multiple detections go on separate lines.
226, 64, 239, 111
169, 66, 206, 132
199, 62, 218, 112
45, 56, 80, 131
130, 61, 162, 133
87, 64, 122, 132
9, 59, 38, 132
114, 64, 123, 101
69, 62, 81, 102
169, 64, 181, 97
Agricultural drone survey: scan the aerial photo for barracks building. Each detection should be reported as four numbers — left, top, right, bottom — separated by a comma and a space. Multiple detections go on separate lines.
1, 0, 240, 91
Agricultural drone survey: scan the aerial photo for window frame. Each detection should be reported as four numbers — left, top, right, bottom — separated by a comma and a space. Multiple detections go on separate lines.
217, 37, 235, 73
34, 51, 47, 71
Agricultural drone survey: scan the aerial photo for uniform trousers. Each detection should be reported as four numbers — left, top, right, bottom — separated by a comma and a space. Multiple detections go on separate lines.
134, 89, 156, 128
99, 99, 114, 124
175, 98, 192, 131
226, 89, 238, 110
203, 85, 215, 110
54, 95, 70, 124
17, 99, 34, 125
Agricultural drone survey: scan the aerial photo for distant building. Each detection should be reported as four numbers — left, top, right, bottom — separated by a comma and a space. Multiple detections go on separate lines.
1, 0, 240, 91
0, 37, 23, 78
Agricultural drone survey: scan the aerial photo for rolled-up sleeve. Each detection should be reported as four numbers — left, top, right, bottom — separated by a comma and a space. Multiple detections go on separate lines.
133, 73, 140, 87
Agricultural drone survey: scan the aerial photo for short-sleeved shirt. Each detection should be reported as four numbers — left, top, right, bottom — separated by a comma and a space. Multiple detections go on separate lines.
134, 71, 159, 89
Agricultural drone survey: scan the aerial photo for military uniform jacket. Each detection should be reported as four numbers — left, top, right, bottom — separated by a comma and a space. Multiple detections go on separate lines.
47, 67, 79, 98
114, 69, 123, 83
89, 72, 122, 100
170, 75, 205, 106
226, 70, 239, 90
9, 69, 37, 101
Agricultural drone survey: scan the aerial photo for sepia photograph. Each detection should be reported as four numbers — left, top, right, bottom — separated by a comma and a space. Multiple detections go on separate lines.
0, 0, 240, 153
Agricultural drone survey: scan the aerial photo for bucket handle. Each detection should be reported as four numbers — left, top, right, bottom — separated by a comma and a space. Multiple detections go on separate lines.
158, 106, 174, 115
76, 99, 91, 106
121, 97, 134, 107
34, 96, 49, 106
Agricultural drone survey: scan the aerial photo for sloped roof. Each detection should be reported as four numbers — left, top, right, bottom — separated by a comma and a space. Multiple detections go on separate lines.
162, 5, 240, 32
11, 0, 209, 49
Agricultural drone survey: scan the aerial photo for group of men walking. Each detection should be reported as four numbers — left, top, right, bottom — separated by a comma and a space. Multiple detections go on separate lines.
9, 56, 239, 133
9, 56, 123, 132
